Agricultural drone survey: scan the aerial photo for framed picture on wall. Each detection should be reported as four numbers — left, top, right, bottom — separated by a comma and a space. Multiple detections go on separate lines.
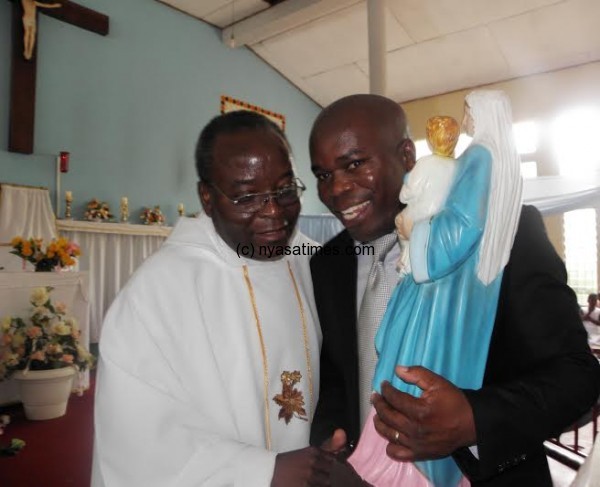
220, 95, 286, 131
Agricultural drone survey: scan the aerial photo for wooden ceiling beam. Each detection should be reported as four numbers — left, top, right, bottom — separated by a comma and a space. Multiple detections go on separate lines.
222, 0, 360, 47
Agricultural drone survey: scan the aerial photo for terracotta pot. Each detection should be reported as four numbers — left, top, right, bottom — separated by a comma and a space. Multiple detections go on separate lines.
12, 367, 76, 420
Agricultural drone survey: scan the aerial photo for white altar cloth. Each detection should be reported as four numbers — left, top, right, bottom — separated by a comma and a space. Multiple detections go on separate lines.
57, 220, 171, 342
0, 271, 90, 405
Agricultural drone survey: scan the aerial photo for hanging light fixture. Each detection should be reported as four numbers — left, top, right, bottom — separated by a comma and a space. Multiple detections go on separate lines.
228, 0, 236, 48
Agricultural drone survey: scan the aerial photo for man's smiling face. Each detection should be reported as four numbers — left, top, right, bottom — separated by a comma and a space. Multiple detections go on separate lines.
310, 108, 411, 243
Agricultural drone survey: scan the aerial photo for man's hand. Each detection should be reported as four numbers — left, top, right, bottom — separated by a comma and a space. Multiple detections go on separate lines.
583, 311, 600, 325
271, 446, 335, 487
372, 366, 476, 462
321, 428, 347, 455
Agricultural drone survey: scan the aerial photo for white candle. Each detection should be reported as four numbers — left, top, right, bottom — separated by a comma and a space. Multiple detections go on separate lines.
65, 191, 72, 202
178, 203, 184, 215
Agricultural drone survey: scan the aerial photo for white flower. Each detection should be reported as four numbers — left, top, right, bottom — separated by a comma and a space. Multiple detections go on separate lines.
76, 345, 91, 360
52, 322, 71, 336
30, 287, 49, 307
32, 306, 51, 319
1, 316, 11, 332
46, 344, 63, 355
65, 317, 79, 332
5, 353, 20, 366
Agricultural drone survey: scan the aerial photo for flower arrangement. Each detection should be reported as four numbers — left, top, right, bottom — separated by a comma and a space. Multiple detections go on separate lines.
0, 287, 94, 381
10, 236, 81, 272
84, 198, 113, 221
0, 438, 26, 457
0, 415, 25, 458
140, 205, 165, 225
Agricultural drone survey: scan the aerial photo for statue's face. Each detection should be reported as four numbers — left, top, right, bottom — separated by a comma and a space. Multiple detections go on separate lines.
462, 103, 475, 137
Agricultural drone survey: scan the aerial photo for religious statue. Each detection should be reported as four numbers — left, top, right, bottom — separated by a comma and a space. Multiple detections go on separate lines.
347, 90, 523, 487
21, 0, 63, 60
395, 115, 460, 277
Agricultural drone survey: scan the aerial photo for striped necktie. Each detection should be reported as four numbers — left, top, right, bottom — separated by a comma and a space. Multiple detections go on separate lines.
357, 233, 398, 428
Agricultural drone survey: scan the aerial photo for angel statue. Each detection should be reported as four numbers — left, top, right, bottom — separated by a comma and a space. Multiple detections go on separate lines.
21, 0, 63, 60
347, 90, 523, 487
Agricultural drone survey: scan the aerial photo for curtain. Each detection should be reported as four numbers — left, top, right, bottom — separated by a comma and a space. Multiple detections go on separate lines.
523, 173, 600, 214
298, 214, 344, 244
0, 184, 57, 243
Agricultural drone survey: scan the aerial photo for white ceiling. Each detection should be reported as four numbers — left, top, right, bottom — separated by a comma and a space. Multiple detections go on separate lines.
159, 0, 600, 107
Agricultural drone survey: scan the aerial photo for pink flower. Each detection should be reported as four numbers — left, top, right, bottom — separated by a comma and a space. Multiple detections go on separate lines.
54, 302, 67, 314
31, 350, 45, 361
61, 354, 74, 364
67, 242, 80, 253
26, 327, 42, 339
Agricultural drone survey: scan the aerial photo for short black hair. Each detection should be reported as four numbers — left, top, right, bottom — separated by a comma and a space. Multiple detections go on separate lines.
195, 110, 290, 182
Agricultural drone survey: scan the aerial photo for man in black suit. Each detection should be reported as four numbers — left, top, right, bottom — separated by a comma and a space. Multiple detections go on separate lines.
308, 94, 600, 485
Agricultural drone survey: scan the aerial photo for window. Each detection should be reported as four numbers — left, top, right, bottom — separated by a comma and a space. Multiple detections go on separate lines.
414, 139, 432, 159
513, 121, 539, 155
551, 107, 600, 176
563, 208, 598, 304
520, 161, 538, 179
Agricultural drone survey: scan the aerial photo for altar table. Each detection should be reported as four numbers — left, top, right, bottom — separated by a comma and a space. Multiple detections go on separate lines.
57, 220, 171, 342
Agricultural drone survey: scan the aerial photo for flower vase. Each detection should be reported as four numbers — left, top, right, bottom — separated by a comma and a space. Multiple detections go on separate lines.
13, 367, 76, 420
34, 260, 55, 272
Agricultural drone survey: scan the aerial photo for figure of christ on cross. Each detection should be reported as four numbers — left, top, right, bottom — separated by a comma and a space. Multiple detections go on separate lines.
21, 0, 63, 61
9, 0, 109, 154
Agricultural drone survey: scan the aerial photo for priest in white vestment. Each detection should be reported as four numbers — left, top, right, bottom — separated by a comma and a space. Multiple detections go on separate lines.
92, 111, 345, 486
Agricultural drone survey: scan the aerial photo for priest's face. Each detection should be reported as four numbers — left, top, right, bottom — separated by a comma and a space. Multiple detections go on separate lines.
199, 128, 301, 260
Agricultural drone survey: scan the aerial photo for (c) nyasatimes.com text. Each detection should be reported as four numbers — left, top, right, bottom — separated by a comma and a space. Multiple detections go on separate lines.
236, 242, 375, 259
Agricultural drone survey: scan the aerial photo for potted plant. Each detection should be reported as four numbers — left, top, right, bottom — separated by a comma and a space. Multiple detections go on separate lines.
10, 236, 81, 272
0, 287, 95, 420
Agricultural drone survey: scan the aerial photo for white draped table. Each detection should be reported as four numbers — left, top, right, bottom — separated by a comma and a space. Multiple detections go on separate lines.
56, 220, 171, 342
0, 271, 90, 405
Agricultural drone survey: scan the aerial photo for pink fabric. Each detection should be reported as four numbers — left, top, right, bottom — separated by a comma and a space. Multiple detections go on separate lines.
348, 408, 470, 487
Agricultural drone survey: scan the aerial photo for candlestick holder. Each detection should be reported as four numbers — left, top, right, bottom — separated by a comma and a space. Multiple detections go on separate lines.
120, 203, 129, 223
64, 198, 72, 220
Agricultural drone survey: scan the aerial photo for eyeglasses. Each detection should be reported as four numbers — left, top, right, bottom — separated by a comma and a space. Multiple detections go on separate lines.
207, 178, 306, 213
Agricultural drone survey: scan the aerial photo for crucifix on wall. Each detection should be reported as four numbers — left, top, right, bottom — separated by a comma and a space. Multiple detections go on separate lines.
8, 0, 109, 154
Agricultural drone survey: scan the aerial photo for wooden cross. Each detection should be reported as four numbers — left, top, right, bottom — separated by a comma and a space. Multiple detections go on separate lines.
9, 0, 109, 154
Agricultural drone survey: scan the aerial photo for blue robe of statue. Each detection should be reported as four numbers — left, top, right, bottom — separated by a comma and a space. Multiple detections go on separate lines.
372, 144, 503, 487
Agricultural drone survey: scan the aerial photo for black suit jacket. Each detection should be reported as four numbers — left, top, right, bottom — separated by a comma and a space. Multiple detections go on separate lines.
310, 206, 600, 486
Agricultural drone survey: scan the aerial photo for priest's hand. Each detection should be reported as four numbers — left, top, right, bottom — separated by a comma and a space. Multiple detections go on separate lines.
271, 446, 335, 487
372, 366, 476, 462
321, 428, 348, 457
